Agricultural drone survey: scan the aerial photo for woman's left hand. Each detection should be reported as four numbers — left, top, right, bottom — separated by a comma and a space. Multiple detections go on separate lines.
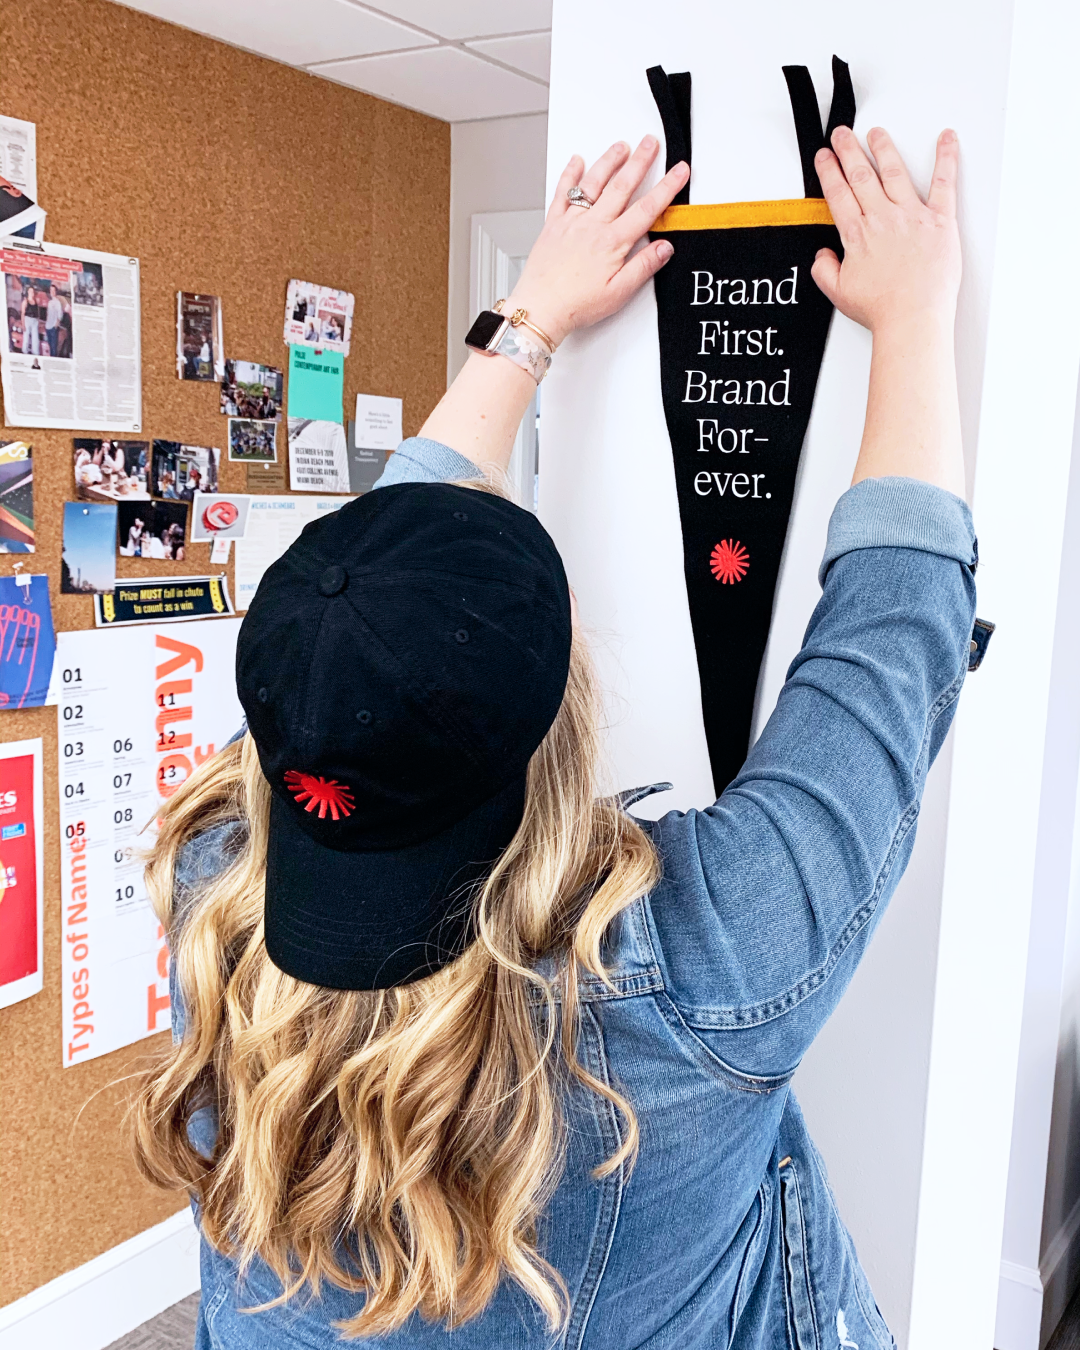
505, 138, 688, 347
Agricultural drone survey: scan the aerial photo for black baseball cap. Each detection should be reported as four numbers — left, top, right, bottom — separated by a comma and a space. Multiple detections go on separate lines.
235, 481, 572, 990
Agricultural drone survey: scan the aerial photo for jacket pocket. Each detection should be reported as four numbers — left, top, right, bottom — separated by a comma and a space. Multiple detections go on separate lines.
779, 1157, 820, 1350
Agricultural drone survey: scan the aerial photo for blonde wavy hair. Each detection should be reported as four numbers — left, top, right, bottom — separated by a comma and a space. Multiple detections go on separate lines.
130, 629, 660, 1338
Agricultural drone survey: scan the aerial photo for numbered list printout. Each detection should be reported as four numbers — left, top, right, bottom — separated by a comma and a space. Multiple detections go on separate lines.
57, 618, 243, 1066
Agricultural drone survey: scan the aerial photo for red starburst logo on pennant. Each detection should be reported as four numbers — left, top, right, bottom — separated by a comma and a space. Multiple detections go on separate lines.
710, 539, 750, 584
284, 770, 356, 821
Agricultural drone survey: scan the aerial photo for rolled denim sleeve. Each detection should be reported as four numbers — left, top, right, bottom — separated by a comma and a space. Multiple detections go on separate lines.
373, 436, 483, 489
645, 476, 977, 1077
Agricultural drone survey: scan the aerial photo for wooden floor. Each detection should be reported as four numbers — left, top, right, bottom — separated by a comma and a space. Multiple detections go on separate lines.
105, 1293, 199, 1350
106, 1280, 1080, 1350
1048, 1284, 1080, 1350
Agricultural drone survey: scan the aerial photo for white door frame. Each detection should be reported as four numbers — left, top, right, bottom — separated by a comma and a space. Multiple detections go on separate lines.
469, 209, 545, 509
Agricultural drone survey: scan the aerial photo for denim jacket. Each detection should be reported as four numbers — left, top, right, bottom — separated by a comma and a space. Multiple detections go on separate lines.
177, 438, 978, 1350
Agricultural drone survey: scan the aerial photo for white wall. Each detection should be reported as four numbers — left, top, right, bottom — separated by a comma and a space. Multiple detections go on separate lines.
541, 1, 1080, 1346
448, 114, 549, 384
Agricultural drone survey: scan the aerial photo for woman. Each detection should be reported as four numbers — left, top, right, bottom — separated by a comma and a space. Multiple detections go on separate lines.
133, 125, 973, 1349
20, 284, 40, 355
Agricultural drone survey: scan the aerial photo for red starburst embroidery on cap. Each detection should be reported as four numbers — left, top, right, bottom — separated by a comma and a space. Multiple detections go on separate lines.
284, 770, 356, 821
710, 539, 750, 585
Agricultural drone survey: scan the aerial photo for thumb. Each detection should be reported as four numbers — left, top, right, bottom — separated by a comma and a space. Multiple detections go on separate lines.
811, 248, 842, 305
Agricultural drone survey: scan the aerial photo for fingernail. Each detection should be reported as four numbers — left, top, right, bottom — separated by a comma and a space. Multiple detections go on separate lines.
657, 241, 674, 262
643, 134, 658, 150
941, 128, 957, 144
815, 147, 830, 161
676, 160, 689, 176
615, 140, 630, 153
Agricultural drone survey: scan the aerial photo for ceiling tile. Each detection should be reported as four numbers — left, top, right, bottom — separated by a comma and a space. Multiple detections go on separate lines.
115, 0, 434, 66
465, 31, 550, 82
309, 45, 549, 120
361, 0, 552, 40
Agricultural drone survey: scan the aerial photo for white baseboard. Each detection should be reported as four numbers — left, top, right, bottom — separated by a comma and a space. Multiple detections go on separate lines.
995, 1192, 1080, 1350
996, 1260, 1044, 1350
0, 1207, 200, 1350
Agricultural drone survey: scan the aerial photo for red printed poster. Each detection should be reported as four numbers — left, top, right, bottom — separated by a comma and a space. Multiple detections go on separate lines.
0, 738, 44, 1008
56, 618, 243, 1065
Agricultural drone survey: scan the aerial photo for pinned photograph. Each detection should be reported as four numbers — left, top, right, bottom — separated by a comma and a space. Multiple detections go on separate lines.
228, 418, 277, 462
5, 267, 74, 359
176, 291, 224, 381
190, 492, 251, 542
74, 438, 150, 502
150, 441, 220, 500
284, 279, 354, 356
0, 441, 34, 552
61, 501, 117, 594
288, 417, 350, 493
221, 360, 283, 421
117, 500, 188, 560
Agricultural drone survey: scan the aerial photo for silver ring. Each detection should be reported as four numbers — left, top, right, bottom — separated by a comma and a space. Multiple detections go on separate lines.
566, 186, 594, 209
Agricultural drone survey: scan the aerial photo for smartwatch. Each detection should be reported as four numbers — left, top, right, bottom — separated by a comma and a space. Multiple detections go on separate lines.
465, 308, 552, 384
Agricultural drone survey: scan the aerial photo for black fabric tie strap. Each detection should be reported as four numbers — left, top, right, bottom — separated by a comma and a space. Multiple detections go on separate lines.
782, 56, 855, 198
646, 66, 692, 204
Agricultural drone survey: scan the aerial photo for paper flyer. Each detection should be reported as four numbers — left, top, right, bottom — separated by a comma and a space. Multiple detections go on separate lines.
0, 115, 44, 241
288, 345, 344, 422
234, 495, 354, 610
0, 573, 55, 709
95, 575, 233, 627
0, 439, 34, 550
1, 241, 141, 432
0, 737, 44, 1010
288, 417, 349, 493
283, 279, 353, 356
57, 618, 244, 1066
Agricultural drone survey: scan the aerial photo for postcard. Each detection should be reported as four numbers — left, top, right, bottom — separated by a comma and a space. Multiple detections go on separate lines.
176, 291, 224, 381
190, 493, 251, 542
61, 502, 117, 594
221, 359, 283, 421
150, 441, 220, 500
0, 441, 33, 551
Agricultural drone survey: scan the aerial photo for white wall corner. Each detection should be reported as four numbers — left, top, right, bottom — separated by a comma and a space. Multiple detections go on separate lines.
0, 1208, 200, 1350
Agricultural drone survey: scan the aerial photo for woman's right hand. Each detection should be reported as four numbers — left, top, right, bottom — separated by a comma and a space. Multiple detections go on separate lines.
503, 139, 689, 348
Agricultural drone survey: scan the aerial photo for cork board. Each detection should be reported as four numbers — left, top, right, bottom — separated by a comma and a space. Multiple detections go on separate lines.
0, 0, 450, 1306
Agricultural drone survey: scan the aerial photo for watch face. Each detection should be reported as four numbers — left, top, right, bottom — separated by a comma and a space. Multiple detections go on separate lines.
465, 311, 507, 351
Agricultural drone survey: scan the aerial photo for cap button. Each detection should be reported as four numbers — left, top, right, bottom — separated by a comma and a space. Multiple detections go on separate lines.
318, 565, 347, 597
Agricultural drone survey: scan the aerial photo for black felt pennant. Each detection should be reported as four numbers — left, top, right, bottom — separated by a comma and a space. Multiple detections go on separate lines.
648, 61, 855, 795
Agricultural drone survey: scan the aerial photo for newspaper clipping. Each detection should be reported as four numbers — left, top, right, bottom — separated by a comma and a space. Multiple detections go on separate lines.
1, 241, 141, 432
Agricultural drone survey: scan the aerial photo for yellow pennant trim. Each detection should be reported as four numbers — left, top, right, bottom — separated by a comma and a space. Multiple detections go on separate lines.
653, 199, 835, 232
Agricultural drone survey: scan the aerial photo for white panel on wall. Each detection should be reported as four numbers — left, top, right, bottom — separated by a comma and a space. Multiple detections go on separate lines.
541, 1, 1080, 1346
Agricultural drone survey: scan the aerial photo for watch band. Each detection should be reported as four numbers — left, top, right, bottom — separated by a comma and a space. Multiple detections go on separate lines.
465, 309, 552, 384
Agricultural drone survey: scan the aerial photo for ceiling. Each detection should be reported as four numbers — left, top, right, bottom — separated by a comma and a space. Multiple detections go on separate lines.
114, 0, 551, 122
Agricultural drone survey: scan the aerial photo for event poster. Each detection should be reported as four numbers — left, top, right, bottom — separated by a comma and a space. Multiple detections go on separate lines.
57, 617, 244, 1066
287, 417, 349, 493
0, 738, 44, 1009
1, 241, 141, 432
0, 573, 55, 710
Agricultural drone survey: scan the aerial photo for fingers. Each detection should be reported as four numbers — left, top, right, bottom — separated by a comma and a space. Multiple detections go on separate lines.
614, 160, 690, 245
594, 135, 660, 221
811, 248, 842, 305
549, 154, 584, 218
578, 141, 632, 205
866, 127, 919, 207
607, 239, 675, 310
830, 125, 887, 214
814, 147, 863, 235
926, 129, 959, 218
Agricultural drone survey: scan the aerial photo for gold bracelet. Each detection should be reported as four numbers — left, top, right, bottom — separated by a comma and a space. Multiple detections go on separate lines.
493, 300, 557, 353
